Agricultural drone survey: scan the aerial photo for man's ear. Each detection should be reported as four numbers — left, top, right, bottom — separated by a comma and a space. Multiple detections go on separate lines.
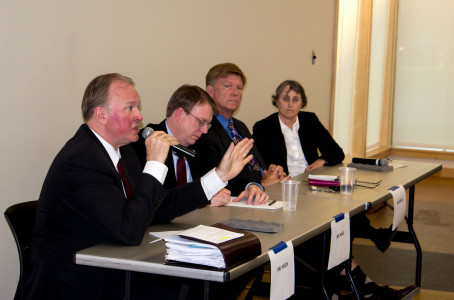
174, 107, 186, 122
206, 85, 214, 97
93, 106, 108, 125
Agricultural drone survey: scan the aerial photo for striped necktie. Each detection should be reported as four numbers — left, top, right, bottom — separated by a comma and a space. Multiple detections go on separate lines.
227, 121, 261, 172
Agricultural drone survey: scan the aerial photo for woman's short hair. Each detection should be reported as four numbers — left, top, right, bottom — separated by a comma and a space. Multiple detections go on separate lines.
271, 80, 308, 109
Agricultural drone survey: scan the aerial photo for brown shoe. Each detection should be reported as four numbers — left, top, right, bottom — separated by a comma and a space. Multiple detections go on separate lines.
377, 285, 419, 300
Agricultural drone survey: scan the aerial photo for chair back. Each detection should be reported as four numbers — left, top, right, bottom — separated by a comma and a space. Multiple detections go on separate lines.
4, 200, 38, 300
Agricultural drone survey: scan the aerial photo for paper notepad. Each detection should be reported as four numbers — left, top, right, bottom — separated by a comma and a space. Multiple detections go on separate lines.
225, 197, 283, 209
308, 174, 339, 186
177, 224, 243, 244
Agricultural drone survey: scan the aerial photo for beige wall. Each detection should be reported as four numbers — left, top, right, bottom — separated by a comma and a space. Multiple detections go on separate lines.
0, 1, 336, 297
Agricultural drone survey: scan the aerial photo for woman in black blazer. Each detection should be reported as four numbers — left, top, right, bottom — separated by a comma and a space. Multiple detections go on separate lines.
252, 80, 416, 299
252, 80, 344, 176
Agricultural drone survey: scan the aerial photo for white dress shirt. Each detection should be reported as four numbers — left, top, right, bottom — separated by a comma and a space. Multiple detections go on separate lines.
278, 115, 308, 177
90, 128, 168, 186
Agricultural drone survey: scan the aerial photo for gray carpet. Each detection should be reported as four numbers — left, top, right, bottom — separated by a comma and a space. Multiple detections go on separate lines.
353, 244, 454, 292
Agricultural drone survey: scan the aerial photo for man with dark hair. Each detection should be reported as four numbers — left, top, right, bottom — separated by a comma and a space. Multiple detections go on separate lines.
130, 84, 268, 299
24, 74, 254, 299
132, 84, 268, 206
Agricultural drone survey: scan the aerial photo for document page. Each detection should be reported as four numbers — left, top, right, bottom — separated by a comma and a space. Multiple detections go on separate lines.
225, 197, 283, 210
179, 225, 244, 244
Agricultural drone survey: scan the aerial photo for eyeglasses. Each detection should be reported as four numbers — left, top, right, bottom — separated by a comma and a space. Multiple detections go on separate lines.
354, 179, 382, 189
281, 96, 302, 104
187, 112, 212, 129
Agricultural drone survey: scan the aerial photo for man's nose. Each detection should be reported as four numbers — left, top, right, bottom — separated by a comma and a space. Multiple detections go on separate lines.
135, 109, 143, 121
200, 125, 209, 134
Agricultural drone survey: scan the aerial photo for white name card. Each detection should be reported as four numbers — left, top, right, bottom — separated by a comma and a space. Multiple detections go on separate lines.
389, 185, 406, 231
328, 212, 350, 270
268, 241, 295, 300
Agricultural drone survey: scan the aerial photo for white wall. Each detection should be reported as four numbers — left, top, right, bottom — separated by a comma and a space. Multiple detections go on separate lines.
0, 0, 336, 298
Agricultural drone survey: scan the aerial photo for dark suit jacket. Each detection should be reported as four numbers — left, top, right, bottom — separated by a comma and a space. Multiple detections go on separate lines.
131, 120, 213, 195
24, 124, 208, 299
252, 112, 345, 175
198, 117, 267, 196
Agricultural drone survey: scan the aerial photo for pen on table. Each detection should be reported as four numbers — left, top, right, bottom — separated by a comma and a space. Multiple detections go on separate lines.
268, 200, 276, 206
149, 238, 164, 244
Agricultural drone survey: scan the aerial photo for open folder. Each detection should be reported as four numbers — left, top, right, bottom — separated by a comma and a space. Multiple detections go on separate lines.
164, 223, 261, 269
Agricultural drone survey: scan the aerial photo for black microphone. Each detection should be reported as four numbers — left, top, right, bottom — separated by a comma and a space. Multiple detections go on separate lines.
142, 127, 196, 158
352, 157, 389, 166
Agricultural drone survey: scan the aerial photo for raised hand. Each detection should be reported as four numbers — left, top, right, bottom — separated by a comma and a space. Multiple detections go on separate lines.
215, 138, 254, 182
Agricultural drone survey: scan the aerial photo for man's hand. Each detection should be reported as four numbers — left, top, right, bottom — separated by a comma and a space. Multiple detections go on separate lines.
234, 184, 269, 205
305, 159, 326, 172
209, 188, 231, 207
144, 130, 179, 163
215, 138, 254, 182
261, 164, 289, 187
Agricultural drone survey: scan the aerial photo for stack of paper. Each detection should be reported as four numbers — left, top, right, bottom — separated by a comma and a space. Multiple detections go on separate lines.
163, 224, 261, 269
165, 235, 227, 268
164, 225, 244, 269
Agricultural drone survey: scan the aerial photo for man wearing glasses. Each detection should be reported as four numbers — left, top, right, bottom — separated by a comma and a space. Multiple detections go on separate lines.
132, 84, 267, 207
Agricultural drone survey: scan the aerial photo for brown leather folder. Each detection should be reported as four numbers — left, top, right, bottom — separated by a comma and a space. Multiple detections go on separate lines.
178, 223, 262, 269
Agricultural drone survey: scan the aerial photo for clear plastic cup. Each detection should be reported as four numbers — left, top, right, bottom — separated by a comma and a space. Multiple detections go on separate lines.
281, 180, 300, 211
339, 167, 356, 195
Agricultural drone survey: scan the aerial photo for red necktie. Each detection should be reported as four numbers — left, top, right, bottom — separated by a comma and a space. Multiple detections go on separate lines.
176, 156, 187, 186
117, 159, 131, 198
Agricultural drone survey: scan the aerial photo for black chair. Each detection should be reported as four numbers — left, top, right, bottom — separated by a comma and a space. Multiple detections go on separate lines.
4, 200, 38, 300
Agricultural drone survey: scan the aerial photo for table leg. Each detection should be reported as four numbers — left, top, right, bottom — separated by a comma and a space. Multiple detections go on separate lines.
321, 231, 329, 299
345, 258, 360, 300
408, 186, 422, 286
204, 280, 210, 300
124, 270, 131, 300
